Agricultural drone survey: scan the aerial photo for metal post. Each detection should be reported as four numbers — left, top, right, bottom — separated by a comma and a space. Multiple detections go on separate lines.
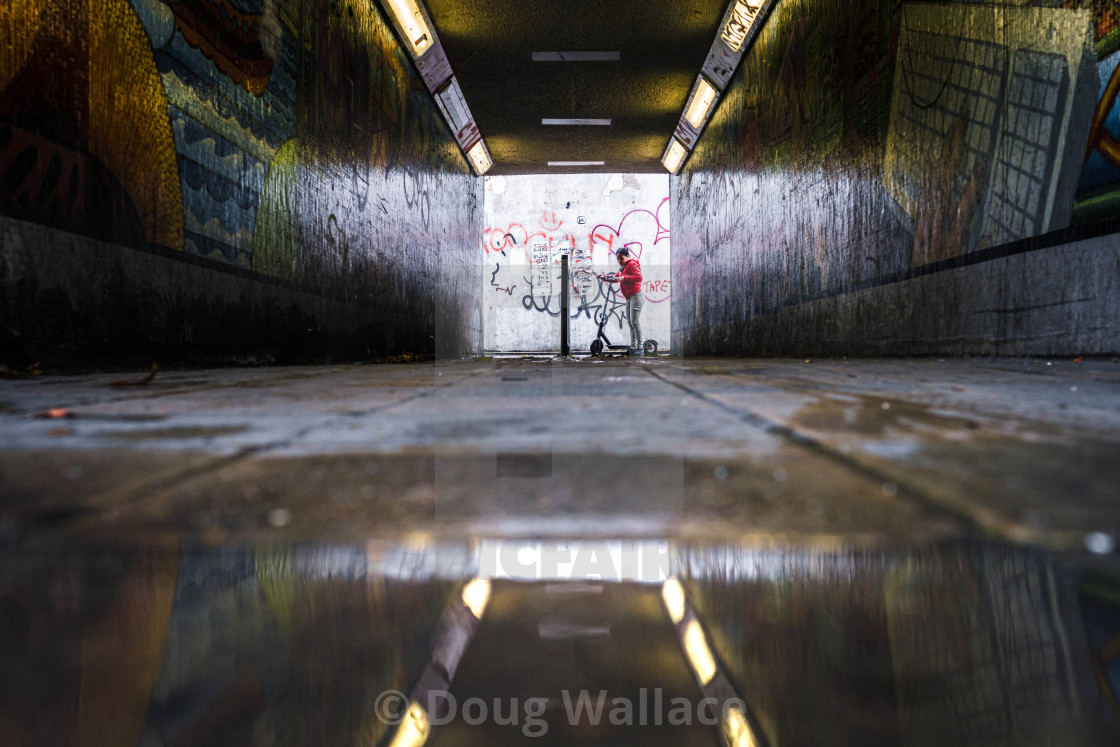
560, 254, 570, 357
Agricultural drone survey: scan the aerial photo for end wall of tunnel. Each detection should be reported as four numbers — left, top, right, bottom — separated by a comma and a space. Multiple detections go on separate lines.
672, 0, 1120, 358
0, 0, 483, 367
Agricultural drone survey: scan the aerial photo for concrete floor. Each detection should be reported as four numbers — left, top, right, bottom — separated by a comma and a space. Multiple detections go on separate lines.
2, 355, 1119, 550
5, 356, 1120, 746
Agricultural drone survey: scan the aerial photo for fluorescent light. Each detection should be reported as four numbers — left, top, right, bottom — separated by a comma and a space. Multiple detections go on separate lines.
723, 706, 758, 747
684, 77, 718, 129
548, 161, 605, 166
532, 51, 620, 62
467, 141, 492, 175
542, 118, 611, 126
721, 0, 764, 53
385, 0, 434, 57
436, 78, 471, 133
683, 618, 717, 685
387, 702, 430, 747
661, 578, 686, 624
661, 138, 687, 174
461, 578, 491, 619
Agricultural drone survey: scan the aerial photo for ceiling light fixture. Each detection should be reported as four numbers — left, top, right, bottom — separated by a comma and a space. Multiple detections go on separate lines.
531, 51, 621, 62
385, 0, 434, 57
548, 161, 605, 166
542, 118, 612, 126
684, 77, 718, 130
467, 141, 493, 175
379, 0, 493, 175
661, 0, 774, 174
435, 77, 471, 133
661, 138, 687, 174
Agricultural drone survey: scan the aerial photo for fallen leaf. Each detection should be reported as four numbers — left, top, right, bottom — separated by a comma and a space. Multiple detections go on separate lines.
1073, 356, 1084, 363
108, 362, 159, 387
47, 408, 71, 419
0, 362, 42, 377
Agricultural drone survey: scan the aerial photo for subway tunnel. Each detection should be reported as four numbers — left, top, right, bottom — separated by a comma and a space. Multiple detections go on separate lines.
3, 1, 1120, 745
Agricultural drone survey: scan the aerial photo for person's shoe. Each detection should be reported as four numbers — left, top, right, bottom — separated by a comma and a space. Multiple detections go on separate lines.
630, 347, 644, 357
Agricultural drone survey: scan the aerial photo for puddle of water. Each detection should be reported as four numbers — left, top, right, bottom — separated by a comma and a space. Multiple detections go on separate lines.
101, 425, 249, 441
1, 538, 1117, 745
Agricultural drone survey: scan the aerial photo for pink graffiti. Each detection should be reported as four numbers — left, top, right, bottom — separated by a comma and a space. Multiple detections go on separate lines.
589, 198, 672, 302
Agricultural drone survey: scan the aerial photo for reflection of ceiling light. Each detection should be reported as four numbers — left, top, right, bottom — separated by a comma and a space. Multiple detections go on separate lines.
385, 0, 434, 57
683, 618, 717, 685
684, 77, 718, 130
462, 578, 492, 619
721, 0, 764, 53
532, 51, 620, 62
548, 161, 605, 166
661, 139, 687, 174
387, 702, 430, 747
542, 119, 612, 126
661, 578, 686, 623
467, 141, 492, 175
723, 706, 759, 747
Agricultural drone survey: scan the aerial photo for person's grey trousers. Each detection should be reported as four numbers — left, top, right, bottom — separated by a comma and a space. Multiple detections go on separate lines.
626, 292, 645, 350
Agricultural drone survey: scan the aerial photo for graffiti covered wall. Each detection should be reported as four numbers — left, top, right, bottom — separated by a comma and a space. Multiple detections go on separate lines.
0, 0, 482, 363
484, 173, 670, 353
673, 0, 1120, 357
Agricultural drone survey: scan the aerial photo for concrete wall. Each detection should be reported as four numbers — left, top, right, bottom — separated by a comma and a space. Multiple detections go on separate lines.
673, 0, 1120, 357
484, 173, 671, 353
0, 0, 482, 366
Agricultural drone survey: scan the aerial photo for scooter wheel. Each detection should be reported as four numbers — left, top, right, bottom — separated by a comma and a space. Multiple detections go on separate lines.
643, 339, 658, 355
590, 339, 604, 356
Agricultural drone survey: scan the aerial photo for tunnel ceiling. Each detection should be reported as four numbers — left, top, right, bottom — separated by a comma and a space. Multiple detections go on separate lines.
424, 0, 729, 175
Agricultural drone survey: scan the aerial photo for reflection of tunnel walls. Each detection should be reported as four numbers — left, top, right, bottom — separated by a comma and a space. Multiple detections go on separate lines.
0, 0, 482, 363
682, 543, 1107, 747
883, 545, 1097, 746
673, 0, 1119, 358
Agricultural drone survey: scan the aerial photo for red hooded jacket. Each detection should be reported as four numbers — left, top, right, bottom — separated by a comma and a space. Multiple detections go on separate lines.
616, 257, 642, 299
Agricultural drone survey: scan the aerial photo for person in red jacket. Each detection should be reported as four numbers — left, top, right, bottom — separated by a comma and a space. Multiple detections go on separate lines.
597, 247, 645, 356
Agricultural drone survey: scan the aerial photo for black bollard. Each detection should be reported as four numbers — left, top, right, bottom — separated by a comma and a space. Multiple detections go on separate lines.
560, 254, 570, 357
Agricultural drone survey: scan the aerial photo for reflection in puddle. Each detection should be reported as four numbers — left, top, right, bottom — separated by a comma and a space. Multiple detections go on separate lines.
2, 539, 1118, 745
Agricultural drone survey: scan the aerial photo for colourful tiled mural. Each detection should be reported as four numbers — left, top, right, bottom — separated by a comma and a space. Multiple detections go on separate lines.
1, 0, 481, 359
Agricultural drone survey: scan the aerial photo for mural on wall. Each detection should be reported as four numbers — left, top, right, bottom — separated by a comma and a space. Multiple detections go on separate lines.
483, 173, 671, 353
1074, 0, 1120, 223
0, 0, 183, 249
1, 0, 481, 356
675, 0, 1119, 354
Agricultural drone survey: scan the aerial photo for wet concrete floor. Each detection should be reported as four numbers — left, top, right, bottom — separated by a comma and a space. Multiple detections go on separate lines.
2, 355, 1120, 744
